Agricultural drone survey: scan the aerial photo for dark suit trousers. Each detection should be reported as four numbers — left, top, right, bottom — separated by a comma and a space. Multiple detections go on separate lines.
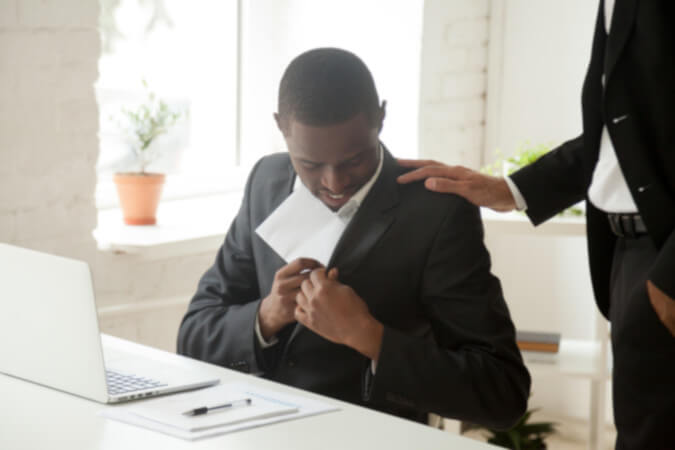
609, 236, 675, 450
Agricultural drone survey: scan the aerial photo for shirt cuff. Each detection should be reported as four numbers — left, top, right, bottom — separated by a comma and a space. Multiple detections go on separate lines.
254, 311, 279, 348
505, 175, 528, 211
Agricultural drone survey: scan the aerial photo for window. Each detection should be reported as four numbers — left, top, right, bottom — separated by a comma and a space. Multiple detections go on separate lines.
239, 0, 424, 167
96, 0, 423, 209
96, 0, 241, 208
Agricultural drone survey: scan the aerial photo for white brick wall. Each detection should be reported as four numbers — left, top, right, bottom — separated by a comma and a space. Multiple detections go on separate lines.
95, 251, 215, 353
0, 0, 205, 353
418, 0, 489, 168
0, 0, 99, 266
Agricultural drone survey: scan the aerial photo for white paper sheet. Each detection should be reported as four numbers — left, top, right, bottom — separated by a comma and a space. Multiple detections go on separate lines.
128, 384, 299, 432
99, 381, 339, 441
255, 186, 348, 266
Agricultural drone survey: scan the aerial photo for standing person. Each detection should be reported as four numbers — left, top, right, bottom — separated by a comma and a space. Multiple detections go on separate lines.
178, 47, 530, 428
398, 1, 674, 448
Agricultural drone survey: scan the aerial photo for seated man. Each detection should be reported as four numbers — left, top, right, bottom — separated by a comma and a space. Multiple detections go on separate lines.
177, 48, 530, 428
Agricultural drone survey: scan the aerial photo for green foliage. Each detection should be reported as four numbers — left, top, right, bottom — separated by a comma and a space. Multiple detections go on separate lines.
484, 409, 557, 450
113, 79, 184, 174
481, 142, 552, 177
481, 142, 583, 217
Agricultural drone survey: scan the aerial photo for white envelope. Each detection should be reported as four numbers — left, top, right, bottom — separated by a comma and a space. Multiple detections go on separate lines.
255, 185, 349, 266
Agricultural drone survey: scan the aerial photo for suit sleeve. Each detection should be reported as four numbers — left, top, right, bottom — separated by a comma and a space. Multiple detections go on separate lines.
648, 2, 675, 302
176, 160, 269, 375
649, 229, 675, 301
510, 134, 591, 225
364, 199, 531, 430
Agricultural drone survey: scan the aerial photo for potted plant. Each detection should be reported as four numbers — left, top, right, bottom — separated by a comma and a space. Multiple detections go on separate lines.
112, 80, 183, 225
483, 408, 557, 450
482, 142, 583, 217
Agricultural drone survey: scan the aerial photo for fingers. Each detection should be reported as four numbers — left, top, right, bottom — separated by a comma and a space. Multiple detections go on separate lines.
295, 290, 309, 311
424, 177, 467, 195
276, 258, 323, 279
295, 290, 312, 326
397, 158, 441, 168
300, 278, 313, 300
309, 267, 328, 285
327, 267, 339, 280
397, 165, 468, 185
276, 273, 311, 295
294, 306, 307, 325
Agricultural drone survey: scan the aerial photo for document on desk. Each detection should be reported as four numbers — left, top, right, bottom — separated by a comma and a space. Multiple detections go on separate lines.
99, 381, 339, 440
255, 185, 348, 266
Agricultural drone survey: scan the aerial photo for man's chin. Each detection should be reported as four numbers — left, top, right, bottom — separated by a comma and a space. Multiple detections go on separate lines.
318, 192, 352, 211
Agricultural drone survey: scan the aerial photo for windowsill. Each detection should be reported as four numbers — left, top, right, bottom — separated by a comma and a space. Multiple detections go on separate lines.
93, 192, 243, 260
480, 207, 586, 236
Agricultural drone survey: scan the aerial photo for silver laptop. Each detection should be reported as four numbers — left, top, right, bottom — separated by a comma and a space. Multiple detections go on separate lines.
0, 243, 219, 403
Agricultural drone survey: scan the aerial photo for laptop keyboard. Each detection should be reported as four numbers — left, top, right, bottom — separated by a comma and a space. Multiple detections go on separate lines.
106, 369, 167, 396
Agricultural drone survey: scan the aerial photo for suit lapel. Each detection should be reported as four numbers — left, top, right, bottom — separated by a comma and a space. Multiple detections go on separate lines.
604, 0, 637, 81
327, 150, 399, 274
286, 148, 400, 346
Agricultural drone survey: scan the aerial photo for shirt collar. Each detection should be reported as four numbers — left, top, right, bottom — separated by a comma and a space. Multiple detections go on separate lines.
293, 144, 384, 220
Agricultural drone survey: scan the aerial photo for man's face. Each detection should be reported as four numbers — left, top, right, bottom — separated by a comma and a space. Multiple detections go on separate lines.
278, 111, 383, 211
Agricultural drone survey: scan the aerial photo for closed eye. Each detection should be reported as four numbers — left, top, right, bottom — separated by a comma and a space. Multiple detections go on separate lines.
301, 161, 322, 170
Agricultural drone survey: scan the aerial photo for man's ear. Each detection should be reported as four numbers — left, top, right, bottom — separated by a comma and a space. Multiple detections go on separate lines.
377, 100, 387, 133
274, 112, 290, 137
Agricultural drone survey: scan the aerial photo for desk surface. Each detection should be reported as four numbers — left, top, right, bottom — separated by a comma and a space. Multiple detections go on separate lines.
2, 334, 497, 450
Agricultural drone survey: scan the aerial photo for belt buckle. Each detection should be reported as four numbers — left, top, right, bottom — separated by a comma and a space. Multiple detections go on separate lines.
608, 214, 623, 237
621, 214, 636, 237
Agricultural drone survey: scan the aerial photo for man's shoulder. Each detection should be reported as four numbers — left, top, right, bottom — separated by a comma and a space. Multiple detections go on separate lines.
246, 153, 293, 187
251, 152, 292, 176
394, 166, 478, 218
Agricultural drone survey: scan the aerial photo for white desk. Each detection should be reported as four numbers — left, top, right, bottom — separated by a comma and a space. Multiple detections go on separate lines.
2, 334, 498, 450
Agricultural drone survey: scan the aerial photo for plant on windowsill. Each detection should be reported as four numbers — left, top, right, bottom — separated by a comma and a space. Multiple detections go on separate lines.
112, 80, 184, 225
481, 142, 583, 217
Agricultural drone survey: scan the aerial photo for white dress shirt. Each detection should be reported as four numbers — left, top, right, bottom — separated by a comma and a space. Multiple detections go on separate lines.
508, 0, 638, 214
255, 145, 384, 348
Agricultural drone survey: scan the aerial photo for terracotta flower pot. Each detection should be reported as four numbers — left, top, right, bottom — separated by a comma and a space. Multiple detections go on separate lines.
113, 173, 166, 225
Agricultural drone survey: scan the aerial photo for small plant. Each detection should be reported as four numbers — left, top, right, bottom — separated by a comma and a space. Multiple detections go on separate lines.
481, 142, 552, 177
113, 79, 184, 174
483, 408, 557, 450
481, 142, 583, 217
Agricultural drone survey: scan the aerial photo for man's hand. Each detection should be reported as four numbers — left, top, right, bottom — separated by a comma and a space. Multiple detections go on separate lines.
295, 268, 384, 360
647, 280, 675, 337
258, 258, 323, 340
397, 159, 517, 212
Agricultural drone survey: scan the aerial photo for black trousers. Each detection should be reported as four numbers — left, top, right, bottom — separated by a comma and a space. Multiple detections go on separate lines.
609, 235, 675, 450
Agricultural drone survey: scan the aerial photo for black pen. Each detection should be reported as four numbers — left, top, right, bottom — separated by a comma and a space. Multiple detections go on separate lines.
182, 398, 252, 416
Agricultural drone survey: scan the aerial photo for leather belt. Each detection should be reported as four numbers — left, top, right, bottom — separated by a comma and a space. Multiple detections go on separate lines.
607, 213, 647, 238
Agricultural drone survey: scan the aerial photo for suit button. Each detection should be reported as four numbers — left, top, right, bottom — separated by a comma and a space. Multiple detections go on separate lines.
287, 359, 296, 368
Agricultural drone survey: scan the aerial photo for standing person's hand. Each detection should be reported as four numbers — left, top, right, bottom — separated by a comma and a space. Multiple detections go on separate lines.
258, 258, 323, 340
397, 159, 517, 212
647, 280, 675, 337
295, 268, 384, 360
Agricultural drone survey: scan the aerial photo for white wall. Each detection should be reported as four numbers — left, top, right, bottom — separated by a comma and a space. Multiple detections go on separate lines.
0, 0, 211, 354
485, 0, 598, 159
418, 0, 490, 168
0, 0, 99, 264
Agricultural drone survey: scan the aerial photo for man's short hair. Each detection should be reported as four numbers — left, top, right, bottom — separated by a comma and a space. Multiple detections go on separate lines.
277, 48, 381, 129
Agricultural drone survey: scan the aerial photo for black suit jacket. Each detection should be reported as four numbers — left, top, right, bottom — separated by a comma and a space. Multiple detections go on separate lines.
511, 0, 675, 316
177, 148, 530, 429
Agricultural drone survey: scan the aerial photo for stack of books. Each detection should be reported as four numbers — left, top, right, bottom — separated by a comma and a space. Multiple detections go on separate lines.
516, 330, 561, 363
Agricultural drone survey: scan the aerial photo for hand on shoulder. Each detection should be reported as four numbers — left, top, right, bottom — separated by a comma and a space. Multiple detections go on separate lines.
397, 158, 517, 212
